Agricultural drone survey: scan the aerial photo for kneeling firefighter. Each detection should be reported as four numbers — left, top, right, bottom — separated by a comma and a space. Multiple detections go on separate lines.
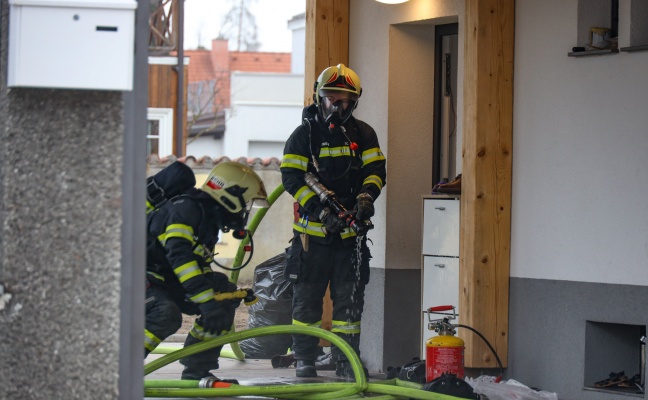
280, 64, 387, 378
144, 162, 268, 381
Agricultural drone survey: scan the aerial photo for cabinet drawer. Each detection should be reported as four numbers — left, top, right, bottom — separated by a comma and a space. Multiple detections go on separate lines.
421, 256, 459, 357
421, 256, 459, 314
422, 199, 459, 256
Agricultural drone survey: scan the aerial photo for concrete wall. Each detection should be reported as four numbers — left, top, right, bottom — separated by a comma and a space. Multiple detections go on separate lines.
0, 1, 148, 398
0, 2, 125, 399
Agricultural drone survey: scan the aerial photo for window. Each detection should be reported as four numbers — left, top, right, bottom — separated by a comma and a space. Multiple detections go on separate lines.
147, 108, 173, 157
571, 0, 648, 56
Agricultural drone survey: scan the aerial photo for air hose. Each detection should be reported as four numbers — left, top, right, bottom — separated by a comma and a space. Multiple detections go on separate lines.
228, 183, 286, 284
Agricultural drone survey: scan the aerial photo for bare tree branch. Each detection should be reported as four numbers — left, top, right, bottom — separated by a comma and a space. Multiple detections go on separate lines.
219, 0, 260, 51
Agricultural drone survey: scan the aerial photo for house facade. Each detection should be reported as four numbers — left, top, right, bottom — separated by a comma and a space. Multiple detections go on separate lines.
347, 1, 648, 399
184, 34, 305, 160
2, 1, 648, 399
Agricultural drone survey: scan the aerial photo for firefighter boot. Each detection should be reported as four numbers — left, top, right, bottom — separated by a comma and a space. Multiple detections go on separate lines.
295, 360, 317, 377
180, 332, 238, 382
335, 360, 369, 380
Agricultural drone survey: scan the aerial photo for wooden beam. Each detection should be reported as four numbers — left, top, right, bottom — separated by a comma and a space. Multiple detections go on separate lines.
459, 0, 514, 368
304, 0, 350, 346
304, 0, 350, 106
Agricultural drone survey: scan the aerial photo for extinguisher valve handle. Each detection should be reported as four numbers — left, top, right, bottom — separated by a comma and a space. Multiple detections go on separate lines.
428, 305, 455, 312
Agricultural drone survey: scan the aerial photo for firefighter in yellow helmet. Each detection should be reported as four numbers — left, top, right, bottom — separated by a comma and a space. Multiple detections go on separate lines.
145, 161, 267, 382
280, 64, 387, 379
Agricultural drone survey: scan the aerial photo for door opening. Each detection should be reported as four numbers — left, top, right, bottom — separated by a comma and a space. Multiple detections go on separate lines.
433, 23, 458, 186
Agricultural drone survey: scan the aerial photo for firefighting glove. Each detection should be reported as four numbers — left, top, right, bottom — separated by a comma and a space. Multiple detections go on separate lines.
354, 193, 375, 221
319, 207, 346, 234
198, 300, 235, 335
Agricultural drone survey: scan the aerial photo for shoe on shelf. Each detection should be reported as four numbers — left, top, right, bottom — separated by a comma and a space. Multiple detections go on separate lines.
295, 360, 317, 378
181, 370, 239, 384
618, 373, 641, 388
335, 361, 369, 380
594, 370, 627, 388
437, 174, 461, 194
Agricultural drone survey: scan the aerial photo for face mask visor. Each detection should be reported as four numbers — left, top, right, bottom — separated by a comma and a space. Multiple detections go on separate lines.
318, 90, 358, 125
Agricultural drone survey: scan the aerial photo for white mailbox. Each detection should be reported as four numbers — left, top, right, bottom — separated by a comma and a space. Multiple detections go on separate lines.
8, 0, 137, 91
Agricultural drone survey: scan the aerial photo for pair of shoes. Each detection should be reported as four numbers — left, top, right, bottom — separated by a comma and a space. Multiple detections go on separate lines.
618, 373, 642, 388
432, 179, 448, 194
335, 361, 368, 380
181, 370, 239, 384
435, 174, 462, 194
594, 371, 628, 388
295, 360, 317, 378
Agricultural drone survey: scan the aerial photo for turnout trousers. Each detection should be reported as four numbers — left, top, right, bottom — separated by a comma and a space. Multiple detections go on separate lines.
287, 233, 371, 362
144, 283, 226, 378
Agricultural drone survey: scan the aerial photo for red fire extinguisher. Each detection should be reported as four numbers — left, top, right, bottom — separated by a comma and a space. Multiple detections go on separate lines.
424, 305, 464, 382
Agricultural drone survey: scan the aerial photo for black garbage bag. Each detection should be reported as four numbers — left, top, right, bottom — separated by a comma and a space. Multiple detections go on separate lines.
386, 357, 426, 384
239, 253, 294, 359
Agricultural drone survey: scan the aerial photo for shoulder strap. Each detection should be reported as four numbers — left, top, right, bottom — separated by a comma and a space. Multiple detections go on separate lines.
302, 117, 321, 172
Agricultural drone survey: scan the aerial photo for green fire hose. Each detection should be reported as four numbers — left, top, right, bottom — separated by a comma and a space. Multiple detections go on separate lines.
144, 325, 462, 400
226, 183, 286, 360
146, 184, 466, 399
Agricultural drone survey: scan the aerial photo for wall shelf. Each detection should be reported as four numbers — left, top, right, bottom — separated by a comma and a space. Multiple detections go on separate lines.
568, 48, 619, 57
620, 45, 648, 53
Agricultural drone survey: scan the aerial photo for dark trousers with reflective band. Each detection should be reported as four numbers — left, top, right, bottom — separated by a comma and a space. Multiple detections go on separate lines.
145, 284, 226, 375
289, 233, 370, 362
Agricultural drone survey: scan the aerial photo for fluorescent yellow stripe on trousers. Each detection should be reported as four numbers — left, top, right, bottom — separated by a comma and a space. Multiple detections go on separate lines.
292, 318, 322, 328
331, 319, 361, 335
144, 329, 162, 351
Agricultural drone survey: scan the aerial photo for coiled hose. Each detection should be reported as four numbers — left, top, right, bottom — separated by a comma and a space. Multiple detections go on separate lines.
146, 184, 466, 399
145, 325, 463, 399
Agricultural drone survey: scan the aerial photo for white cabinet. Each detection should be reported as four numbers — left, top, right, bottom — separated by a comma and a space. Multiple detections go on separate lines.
421, 196, 460, 357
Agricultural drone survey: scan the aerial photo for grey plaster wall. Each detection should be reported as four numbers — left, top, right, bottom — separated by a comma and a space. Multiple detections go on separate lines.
361, 268, 422, 373
0, 1, 124, 398
508, 277, 648, 400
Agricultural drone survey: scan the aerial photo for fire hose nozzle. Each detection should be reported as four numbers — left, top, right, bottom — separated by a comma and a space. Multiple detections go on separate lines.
304, 172, 374, 236
214, 288, 258, 306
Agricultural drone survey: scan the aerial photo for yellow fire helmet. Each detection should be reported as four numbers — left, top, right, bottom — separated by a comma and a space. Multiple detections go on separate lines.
313, 63, 362, 126
202, 161, 269, 214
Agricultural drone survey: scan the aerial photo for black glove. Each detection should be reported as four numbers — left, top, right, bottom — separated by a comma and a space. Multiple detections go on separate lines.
198, 300, 235, 334
319, 207, 346, 234
354, 193, 375, 221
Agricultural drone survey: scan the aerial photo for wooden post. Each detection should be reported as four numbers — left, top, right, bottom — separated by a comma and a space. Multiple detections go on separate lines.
304, 0, 350, 346
459, 0, 514, 368
304, 0, 350, 105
